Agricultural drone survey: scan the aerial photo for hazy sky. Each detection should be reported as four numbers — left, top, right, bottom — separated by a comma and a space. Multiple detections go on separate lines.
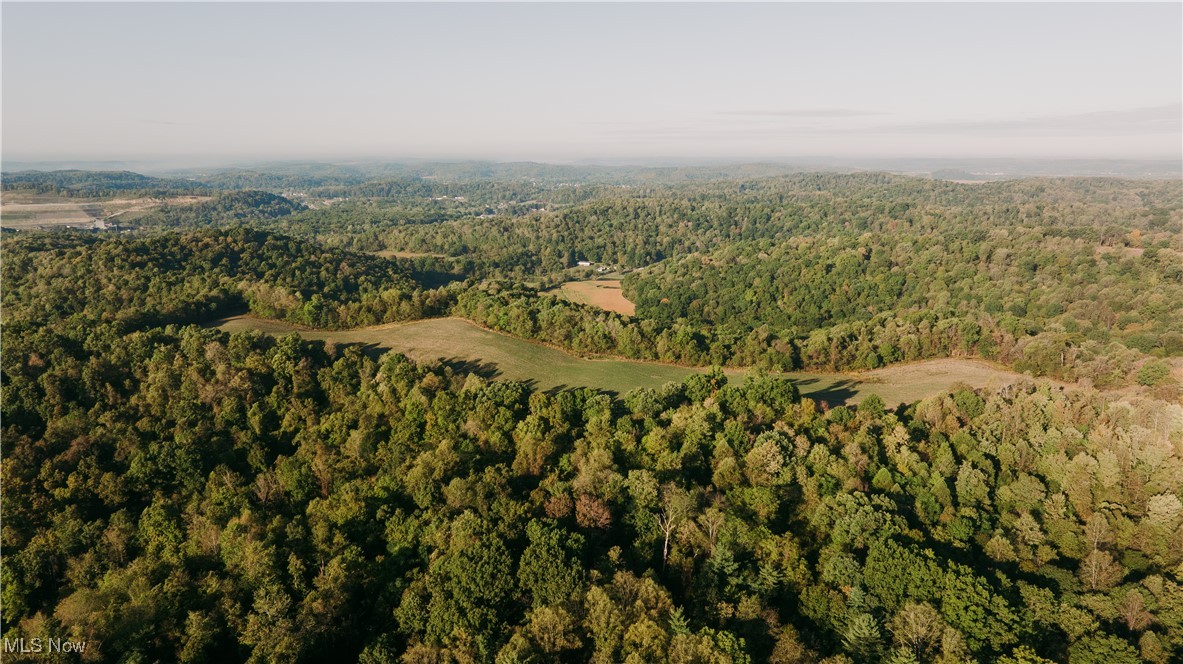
3, 2, 1181, 163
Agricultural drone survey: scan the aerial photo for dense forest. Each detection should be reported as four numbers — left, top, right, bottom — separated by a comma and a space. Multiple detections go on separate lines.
1, 228, 452, 332
1, 170, 210, 198
2, 166, 1181, 662
377, 175, 1181, 387
2, 322, 1180, 662
134, 192, 307, 229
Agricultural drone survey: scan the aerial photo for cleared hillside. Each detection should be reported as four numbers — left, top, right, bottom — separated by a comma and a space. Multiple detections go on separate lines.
211, 314, 1027, 404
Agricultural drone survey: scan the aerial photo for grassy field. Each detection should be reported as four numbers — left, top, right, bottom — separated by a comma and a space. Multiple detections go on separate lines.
370, 249, 447, 259
859, 359, 1023, 406
0, 194, 209, 229
0, 201, 98, 226
210, 315, 1027, 405
545, 279, 636, 316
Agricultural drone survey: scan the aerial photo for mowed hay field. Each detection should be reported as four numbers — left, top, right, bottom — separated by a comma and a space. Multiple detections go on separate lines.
0, 194, 209, 229
546, 279, 636, 315
370, 249, 447, 259
211, 315, 1028, 405
859, 359, 1024, 406
0, 201, 100, 227
215, 315, 700, 395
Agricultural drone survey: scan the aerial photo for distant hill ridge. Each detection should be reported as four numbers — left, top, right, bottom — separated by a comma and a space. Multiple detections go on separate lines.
1, 169, 207, 196
138, 190, 307, 227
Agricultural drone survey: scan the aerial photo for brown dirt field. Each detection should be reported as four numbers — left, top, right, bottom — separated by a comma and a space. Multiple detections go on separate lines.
547, 280, 636, 316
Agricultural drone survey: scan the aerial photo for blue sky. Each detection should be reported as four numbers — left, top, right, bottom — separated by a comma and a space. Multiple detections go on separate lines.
3, 2, 1180, 162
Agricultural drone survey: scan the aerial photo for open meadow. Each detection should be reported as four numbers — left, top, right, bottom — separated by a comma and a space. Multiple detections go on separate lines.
370, 249, 447, 259
211, 314, 1027, 405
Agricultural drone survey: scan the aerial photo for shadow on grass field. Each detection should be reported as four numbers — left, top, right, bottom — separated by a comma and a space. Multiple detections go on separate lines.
209, 315, 1027, 406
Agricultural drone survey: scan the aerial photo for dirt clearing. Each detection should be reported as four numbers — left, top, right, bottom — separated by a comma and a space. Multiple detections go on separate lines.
546, 280, 636, 316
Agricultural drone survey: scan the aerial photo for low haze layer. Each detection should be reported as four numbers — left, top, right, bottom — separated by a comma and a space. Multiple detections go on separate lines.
3, 2, 1180, 163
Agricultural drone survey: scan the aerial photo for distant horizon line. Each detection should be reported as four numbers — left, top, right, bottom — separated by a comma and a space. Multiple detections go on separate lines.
4, 155, 1182, 168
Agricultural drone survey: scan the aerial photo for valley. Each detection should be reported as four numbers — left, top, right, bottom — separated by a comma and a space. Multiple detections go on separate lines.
212, 314, 1037, 405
